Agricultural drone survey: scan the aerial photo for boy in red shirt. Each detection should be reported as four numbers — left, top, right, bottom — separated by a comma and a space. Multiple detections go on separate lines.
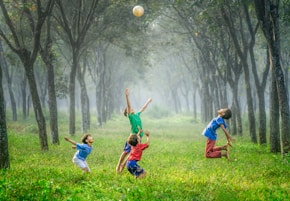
126, 129, 150, 179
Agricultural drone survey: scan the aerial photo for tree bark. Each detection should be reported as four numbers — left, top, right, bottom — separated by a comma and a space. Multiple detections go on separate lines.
254, 0, 290, 155
221, 5, 257, 143
21, 75, 28, 120
0, 0, 54, 150
55, 0, 99, 135
0, 53, 10, 169
77, 58, 90, 133
23, 56, 48, 150
269, 48, 280, 153
0, 41, 17, 121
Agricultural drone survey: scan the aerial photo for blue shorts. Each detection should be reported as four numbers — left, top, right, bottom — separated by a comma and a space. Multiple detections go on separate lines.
123, 141, 131, 153
126, 160, 144, 177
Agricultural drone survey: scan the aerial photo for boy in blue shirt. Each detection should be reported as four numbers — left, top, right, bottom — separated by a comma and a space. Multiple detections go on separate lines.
202, 108, 234, 161
64, 134, 94, 173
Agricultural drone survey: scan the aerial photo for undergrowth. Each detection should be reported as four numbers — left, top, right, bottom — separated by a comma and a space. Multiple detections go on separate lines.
0, 114, 289, 201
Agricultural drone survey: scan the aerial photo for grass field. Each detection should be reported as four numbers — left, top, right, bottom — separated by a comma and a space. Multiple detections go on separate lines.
0, 114, 289, 201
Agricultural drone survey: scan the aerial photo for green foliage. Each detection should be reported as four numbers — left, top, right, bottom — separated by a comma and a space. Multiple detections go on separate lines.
1, 115, 289, 200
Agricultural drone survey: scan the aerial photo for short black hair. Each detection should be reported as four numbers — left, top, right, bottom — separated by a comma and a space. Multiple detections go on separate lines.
123, 107, 128, 117
128, 135, 138, 146
81, 134, 91, 144
223, 109, 232, 119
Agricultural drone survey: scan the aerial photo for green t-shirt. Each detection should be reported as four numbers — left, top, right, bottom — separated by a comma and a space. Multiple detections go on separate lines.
128, 111, 144, 137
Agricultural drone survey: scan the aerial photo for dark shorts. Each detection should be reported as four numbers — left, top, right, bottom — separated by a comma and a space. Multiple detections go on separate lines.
126, 160, 144, 177
123, 141, 131, 153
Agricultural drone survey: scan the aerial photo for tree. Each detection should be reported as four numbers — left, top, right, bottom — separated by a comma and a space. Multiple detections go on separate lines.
220, 3, 257, 143
254, 0, 290, 155
77, 55, 90, 132
0, 0, 55, 150
0, 49, 9, 169
0, 41, 17, 121
39, 14, 59, 144
54, 0, 99, 135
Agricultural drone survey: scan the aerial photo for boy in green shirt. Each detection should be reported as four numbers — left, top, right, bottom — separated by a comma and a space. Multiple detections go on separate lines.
116, 88, 152, 173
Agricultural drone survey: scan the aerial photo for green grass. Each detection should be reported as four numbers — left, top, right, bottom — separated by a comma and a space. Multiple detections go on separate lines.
1, 114, 289, 201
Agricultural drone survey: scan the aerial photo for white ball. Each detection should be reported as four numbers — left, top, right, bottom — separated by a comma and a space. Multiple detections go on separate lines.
133, 5, 144, 17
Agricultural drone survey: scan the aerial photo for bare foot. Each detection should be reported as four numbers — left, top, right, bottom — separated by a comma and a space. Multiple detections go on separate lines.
227, 141, 233, 147
116, 165, 120, 174
226, 149, 230, 161
136, 171, 146, 179
223, 144, 228, 151
119, 164, 125, 173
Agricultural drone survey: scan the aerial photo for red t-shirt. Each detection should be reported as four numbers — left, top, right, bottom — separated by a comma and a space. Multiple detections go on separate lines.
127, 143, 149, 161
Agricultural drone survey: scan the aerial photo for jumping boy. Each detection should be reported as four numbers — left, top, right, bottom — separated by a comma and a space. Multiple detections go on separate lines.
116, 88, 152, 173
202, 108, 234, 161
64, 134, 94, 173
126, 129, 150, 179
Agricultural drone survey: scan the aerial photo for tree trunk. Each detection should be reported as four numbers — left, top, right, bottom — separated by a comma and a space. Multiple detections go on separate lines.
270, 52, 280, 153
249, 43, 269, 145
0, 56, 10, 169
221, 5, 257, 143
254, 0, 290, 155
21, 75, 28, 119
39, 15, 59, 145
249, 44, 269, 144
230, 83, 243, 136
270, 48, 290, 154
23, 58, 48, 151
69, 50, 79, 135
0, 41, 17, 121
54, 0, 99, 135
244, 1, 269, 144
47, 63, 59, 144
77, 59, 90, 133
242, 61, 257, 143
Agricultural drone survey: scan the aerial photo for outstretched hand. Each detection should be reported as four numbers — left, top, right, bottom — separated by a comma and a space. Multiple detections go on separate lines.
227, 138, 235, 147
144, 130, 150, 137
125, 88, 129, 96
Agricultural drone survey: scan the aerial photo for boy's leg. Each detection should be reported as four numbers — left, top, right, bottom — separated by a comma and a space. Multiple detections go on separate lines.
82, 167, 90, 173
213, 144, 228, 151
205, 139, 222, 158
83, 161, 91, 173
116, 142, 131, 173
116, 151, 129, 173
127, 160, 146, 179
136, 170, 146, 179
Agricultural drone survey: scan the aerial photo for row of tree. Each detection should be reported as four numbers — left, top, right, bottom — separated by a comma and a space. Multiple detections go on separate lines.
1, 0, 290, 169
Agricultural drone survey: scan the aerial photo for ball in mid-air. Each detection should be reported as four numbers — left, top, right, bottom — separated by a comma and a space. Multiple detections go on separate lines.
133, 5, 144, 17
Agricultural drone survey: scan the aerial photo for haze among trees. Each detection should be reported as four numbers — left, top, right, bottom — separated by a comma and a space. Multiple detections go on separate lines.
1, 0, 290, 169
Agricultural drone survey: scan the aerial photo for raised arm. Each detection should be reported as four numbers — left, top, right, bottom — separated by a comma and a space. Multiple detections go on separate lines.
125, 88, 132, 113
64, 137, 76, 145
140, 98, 152, 113
144, 131, 150, 145
220, 124, 234, 146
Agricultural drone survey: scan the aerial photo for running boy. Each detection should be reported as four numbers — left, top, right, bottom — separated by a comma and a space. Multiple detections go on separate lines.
126, 129, 150, 179
116, 88, 152, 173
64, 134, 94, 173
202, 108, 234, 161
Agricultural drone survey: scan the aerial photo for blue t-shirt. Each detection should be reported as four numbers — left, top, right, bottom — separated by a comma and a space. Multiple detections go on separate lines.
202, 116, 227, 140
75, 143, 93, 161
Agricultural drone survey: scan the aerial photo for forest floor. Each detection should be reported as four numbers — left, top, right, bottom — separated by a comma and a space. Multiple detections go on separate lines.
1, 114, 289, 201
